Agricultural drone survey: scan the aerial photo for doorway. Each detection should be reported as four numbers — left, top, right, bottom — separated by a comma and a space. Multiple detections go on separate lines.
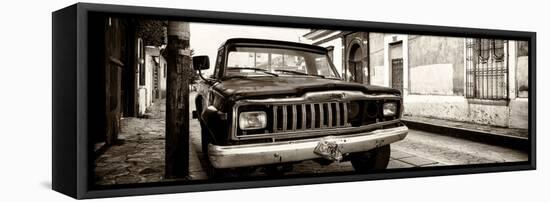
348, 43, 364, 83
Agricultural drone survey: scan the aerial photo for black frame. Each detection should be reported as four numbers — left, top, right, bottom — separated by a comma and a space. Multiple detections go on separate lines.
52, 3, 536, 199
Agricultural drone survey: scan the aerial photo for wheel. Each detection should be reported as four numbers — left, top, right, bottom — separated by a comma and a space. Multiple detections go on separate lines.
199, 120, 224, 179
195, 99, 209, 157
198, 118, 255, 179
350, 145, 391, 173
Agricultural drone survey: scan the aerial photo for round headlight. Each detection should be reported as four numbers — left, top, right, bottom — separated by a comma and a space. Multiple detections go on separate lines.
366, 101, 379, 118
347, 101, 360, 120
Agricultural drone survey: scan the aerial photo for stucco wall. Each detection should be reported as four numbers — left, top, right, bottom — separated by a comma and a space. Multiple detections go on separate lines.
403, 35, 511, 127
318, 38, 343, 77
404, 39, 529, 129
369, 33, 386, 86
404, 95, 510, 127
408, 36, 464, 95
516, 56, 529, 98
409, 64, 454, 95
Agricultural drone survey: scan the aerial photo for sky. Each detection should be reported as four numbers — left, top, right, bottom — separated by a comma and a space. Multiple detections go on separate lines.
189, 22, 311, 76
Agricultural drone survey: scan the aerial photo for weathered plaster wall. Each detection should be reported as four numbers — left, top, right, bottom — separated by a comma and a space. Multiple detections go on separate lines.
509, 99, 528, 129
409, 64, 454, 95
517, 56, 529, 98
404, 95, 510, 127
408, 36, 464, 95
369, 33, 386, 86
318, 37, 343, 76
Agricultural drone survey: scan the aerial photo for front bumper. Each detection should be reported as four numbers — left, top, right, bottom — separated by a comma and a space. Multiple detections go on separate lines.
208, 125, 408, 168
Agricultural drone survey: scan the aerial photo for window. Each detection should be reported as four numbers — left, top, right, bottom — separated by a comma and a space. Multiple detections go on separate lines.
225, 46, 337, 78
326, 46, 334, 61
212, 49, 223, 78
465, 39, 508, 100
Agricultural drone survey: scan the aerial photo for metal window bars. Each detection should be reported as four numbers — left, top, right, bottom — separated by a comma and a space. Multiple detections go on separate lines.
466, 38, 509, 100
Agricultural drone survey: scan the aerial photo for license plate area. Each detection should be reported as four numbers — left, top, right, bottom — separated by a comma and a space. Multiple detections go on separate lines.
313, 137, 343, 161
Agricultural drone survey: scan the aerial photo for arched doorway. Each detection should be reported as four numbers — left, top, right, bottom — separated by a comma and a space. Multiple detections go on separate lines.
348, 43, 364, 83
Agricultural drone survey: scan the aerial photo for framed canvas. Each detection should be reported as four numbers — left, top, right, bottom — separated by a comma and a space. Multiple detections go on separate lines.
52, 3, 536, 199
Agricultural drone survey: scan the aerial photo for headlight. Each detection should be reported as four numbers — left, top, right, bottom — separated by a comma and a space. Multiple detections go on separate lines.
239, 111, 267, 130
383, 102, 397, 116
347, 101, 360, 120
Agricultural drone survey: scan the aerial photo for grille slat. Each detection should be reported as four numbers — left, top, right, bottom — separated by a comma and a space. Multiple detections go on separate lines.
291, 105, 297, 131
327, 103, 333, 128
282, 105, 288, 132
301, 104, 307, 130
335, 102, 340, 127
273, 106, 278, 132
343, 102, 348, 126
310, 103, 316, 129
319, 104, 324, 128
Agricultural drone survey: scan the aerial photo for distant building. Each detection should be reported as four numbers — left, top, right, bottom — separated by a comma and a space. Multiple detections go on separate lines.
140, 46, 167, 115
304, 30, 529, 129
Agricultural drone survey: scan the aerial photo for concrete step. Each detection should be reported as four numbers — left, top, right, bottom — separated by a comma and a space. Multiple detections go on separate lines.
401, 116, 530, 151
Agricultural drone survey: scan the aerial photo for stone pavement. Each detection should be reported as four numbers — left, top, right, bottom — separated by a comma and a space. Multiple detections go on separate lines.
402, 116, 529, 151
392, 129, 527, 166
402, 116, 528, 138
94, 99, 206, 186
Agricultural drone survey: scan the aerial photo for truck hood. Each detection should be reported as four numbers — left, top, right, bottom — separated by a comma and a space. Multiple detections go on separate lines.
213, 76, 401, 101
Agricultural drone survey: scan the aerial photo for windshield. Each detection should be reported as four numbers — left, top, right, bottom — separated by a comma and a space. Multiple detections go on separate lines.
224, 46, 339, 79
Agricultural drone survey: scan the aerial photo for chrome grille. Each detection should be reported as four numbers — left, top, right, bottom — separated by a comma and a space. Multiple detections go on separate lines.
272, 102, 349, 132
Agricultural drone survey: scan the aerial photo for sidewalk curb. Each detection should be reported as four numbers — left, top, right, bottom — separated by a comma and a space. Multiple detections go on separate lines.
402, 119, 529, 151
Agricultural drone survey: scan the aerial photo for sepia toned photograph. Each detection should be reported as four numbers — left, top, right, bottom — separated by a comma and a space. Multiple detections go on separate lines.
87, 14, 530, 187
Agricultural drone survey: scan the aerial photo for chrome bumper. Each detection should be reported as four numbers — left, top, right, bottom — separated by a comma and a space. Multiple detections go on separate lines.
208, 125, 408, 168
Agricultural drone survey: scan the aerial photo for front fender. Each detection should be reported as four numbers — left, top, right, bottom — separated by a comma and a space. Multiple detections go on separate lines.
201, 105, 230, 144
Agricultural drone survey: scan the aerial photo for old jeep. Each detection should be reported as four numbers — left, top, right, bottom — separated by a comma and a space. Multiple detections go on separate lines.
192, 38, 408, 176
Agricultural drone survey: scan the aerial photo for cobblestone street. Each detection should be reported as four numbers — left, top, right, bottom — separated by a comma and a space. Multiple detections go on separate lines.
94, 93, 528, 185
94, 99, 206, 186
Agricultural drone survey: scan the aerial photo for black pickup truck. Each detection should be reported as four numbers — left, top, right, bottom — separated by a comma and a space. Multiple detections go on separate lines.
192, 38, 408, 177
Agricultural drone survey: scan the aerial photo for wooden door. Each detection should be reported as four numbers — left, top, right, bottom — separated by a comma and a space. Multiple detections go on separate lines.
391, 58, 403, 93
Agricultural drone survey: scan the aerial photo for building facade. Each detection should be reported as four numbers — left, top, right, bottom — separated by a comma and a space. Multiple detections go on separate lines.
303, 30, 529, 129
89, 15, 168, 148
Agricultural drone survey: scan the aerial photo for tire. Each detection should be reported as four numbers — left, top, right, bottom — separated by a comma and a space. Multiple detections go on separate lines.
199, 125, 226, 178
198, 118, 254, 178
350, 145, 391, 173
199, 121, 210, 158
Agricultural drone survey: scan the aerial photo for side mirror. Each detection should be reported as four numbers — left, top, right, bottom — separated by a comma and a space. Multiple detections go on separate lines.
192, 56, 210, 70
